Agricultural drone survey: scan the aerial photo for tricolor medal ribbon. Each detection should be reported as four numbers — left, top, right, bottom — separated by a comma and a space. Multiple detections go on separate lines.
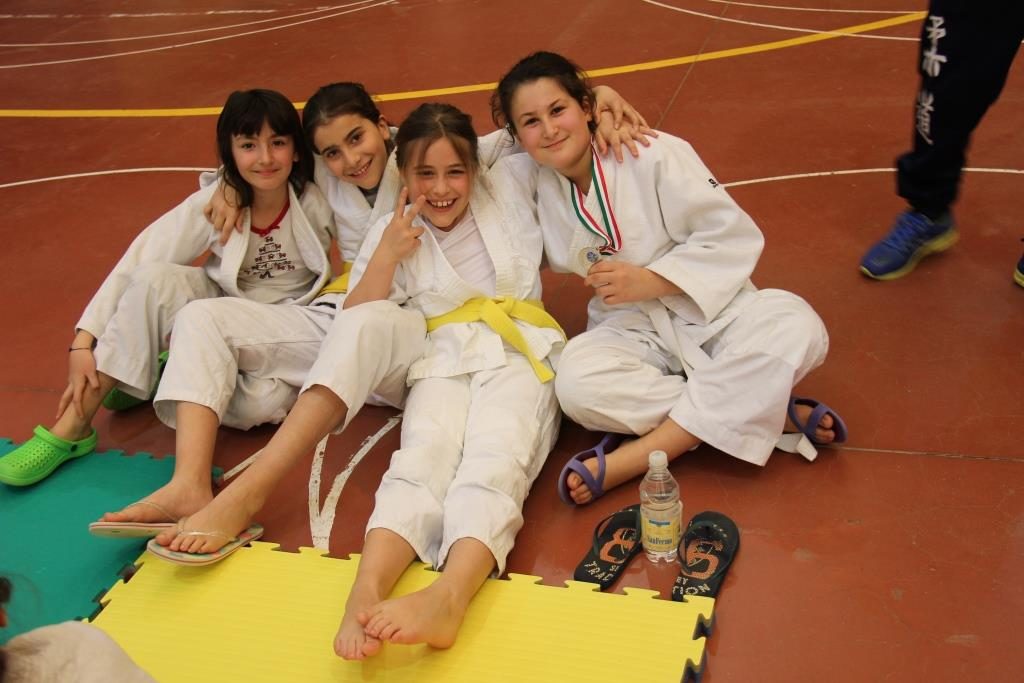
570, 145, 622, 255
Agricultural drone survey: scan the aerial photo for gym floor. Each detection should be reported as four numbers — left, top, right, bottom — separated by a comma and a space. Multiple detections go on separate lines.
1, 2, 1021, 680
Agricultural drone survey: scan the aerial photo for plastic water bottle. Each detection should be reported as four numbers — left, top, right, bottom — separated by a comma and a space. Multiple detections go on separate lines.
639, 450, 682, 563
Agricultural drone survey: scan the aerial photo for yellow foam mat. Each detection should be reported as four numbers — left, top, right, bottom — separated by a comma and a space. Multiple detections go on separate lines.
92, 542, 712, 682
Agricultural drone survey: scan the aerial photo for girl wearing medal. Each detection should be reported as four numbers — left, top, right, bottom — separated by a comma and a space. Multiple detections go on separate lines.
492, 52, 846, 505
126, 82, 651, 563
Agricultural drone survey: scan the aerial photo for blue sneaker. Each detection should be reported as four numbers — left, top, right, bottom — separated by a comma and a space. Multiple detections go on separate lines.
860, 210, 958, 280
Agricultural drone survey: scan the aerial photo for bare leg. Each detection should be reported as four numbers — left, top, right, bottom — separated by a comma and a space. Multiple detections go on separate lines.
362, 538, 495, 650
566, 403, 837, 504
154, 385, 348, 553
333, 529, 417, 660
567, 418, 697, 505
50, 373, 119, 441
100, 402, 220, 523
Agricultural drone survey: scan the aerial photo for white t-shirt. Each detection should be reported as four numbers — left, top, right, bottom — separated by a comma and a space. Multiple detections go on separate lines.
425, 210, 496, 297
237, 203, 318, 304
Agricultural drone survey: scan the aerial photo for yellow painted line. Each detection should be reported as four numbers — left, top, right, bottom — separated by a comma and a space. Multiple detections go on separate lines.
586, 11, 925, 77
0, 11, 923, 119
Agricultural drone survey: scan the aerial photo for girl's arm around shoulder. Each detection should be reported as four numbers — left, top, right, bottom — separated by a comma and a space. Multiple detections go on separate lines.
296, 181, 338, 241
343, 189, 425, 309
477, 128, 521, 168
488, 153, 539, 206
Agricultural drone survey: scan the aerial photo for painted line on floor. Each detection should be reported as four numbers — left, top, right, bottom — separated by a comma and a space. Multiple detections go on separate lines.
723, 166, 1024, 188
0, 167, 215, 190
695, 0, 915, 15
309, 416, 402, 549
0, 9, 285, 19
0, 1, 375, 47
0, 10, 924, 118
223, 448, 262, 481
642, 0, 918, 41
0, 0, 392, 70
4, 165, 1020, 192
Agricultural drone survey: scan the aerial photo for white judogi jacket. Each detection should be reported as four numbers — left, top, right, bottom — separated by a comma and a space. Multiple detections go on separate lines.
315, 127, 519, 263
533, 133, 765, 374
349, 157, 563, 382
76, 182, 336, 339
313, 149, 400, 265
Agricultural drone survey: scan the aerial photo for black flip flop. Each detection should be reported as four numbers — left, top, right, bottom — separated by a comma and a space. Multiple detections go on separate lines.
573, 504, 643, 590
671, 511, 740, 602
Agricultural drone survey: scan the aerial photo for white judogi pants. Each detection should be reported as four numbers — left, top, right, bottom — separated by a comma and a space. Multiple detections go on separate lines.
154, 298, 334, 430
302, 300, 428, 432
554, 289, 828, 466
368, 353, 560, 574
94, 263, 224, 402
156, 299, 425, 431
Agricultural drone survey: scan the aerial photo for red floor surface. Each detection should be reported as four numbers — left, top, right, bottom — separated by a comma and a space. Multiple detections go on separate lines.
1, 2, 1021, 681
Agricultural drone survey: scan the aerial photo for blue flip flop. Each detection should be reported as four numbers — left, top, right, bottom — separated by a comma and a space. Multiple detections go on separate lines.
557, 432, 624, 506
788, 396, 848, 444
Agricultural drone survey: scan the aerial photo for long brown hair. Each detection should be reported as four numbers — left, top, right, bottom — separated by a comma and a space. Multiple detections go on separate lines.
395, 103, 479, 175
491, 51, 596, 138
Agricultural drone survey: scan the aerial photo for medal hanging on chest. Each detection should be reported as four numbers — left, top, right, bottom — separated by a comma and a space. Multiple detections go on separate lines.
570, 146, 622, 255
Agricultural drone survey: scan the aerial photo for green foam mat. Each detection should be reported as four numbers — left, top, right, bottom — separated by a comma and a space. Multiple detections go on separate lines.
0, 438, 182, 643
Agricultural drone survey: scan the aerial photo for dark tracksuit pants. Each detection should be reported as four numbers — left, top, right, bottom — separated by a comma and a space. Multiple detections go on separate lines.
897, 1, 1024, 217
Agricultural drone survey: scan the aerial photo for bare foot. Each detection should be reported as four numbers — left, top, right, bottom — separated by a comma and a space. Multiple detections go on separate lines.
334, 583, 383, 660
100, 480, 212, 524
566, 439, 649, 506
361, 582, 468, 650
153, 486, 256, 554
785, 404, 836, 444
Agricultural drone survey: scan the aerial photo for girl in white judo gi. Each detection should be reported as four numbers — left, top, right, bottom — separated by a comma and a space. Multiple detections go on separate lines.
332, 103, 564, 659
133, 83, 646, 564
91, 83, 425, 551
0, 89, 335, 490
492, 52, 844, 506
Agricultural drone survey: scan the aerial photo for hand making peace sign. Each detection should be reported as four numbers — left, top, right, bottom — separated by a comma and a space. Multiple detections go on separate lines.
377, 188, 427, 265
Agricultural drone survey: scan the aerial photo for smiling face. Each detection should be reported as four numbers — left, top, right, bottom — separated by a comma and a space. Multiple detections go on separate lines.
231, 120, 297, 196
401, 136, 473, 231
313, 113, 391, 191
509, 77, 593, 184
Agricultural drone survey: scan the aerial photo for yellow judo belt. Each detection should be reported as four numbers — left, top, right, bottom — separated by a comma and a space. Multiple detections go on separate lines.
317, 261, 354, 296
426, 297, 565, 383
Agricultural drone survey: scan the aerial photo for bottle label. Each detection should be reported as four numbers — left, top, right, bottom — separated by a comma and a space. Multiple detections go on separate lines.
641, 508, 681, 554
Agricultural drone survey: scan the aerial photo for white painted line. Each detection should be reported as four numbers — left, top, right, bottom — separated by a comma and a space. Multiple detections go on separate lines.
697, 0, 914, 14
0, 10, 283, 20
6, 165, 1019, 193
222, 448, 262, 481
723, 166, 1024, 188
0, 2, 375, 48
641, 0, 917, 41
309, 416, 402, 549
307, 434, 332, 546
0, 0, 395, 70
0, 167, 215, 190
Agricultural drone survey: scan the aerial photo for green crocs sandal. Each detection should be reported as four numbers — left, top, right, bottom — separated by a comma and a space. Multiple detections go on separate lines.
102, 350, 169, 411
0, 425, 98, 486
